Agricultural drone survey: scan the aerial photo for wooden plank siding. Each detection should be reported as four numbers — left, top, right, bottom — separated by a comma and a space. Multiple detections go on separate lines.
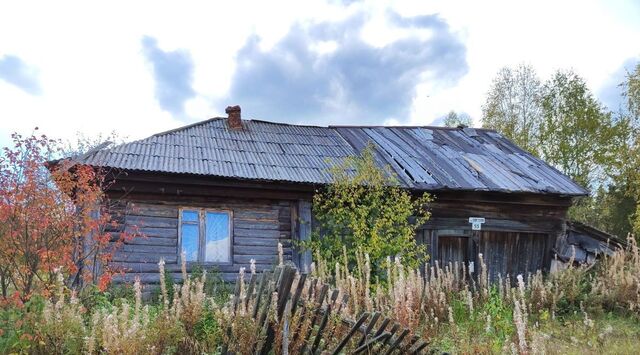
102, 171, 575, 286
109, 198, 296, 283
479, 231, 553, 282
419, 194, 570, 281
438, 236, 470, 267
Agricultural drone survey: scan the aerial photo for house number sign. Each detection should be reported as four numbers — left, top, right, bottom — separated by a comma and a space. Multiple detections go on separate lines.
469, 217, 486, 231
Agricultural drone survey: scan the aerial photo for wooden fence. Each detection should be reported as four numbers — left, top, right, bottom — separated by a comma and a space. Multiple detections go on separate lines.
221, 264, 430, 354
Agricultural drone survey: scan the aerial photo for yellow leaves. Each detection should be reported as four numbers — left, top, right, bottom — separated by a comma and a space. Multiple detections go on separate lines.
309, 144, 432, 276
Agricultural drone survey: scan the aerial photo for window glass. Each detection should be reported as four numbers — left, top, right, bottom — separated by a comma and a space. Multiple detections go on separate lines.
182, 210, 199, 222
181, 224, 199, 261
204, 212, 230, 262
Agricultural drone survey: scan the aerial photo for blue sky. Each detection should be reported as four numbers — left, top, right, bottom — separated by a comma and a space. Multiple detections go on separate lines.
0, 0, 638, 149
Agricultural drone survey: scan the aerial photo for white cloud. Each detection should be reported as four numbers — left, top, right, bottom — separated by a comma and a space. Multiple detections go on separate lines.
401, 0, 640, 126
0, 0, 638, 149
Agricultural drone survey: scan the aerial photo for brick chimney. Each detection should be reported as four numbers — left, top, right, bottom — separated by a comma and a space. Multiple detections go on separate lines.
225, 105, 242, 129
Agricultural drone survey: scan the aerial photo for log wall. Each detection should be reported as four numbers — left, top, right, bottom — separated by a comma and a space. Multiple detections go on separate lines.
418, 192, 572, 279
109, 197, 295, 284
103, 171, 575, 285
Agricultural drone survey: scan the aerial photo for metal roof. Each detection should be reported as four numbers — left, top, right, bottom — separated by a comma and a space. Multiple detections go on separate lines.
79, 118, 587, 196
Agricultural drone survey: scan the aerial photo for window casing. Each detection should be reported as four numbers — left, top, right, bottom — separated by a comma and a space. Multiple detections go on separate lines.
179, 208, 232, 264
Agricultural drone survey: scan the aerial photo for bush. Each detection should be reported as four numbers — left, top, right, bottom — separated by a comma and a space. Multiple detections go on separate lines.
304, 144, 432, 277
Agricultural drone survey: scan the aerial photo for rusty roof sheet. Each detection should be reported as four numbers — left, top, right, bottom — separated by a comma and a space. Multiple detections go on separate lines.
78, 118, 587, 196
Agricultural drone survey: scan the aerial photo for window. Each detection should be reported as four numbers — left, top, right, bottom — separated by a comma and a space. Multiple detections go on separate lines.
179, 208, 232, 263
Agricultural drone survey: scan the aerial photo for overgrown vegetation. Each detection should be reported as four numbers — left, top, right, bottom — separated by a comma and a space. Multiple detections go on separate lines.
309, 238, 640, 353
303, 144, 432, 274
0, 131, 131, 300
1, 239, 639, 354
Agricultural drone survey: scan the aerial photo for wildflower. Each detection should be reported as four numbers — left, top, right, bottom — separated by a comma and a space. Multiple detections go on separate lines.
485, 314, 492, 333
158, 258, 168, 308
514, 300, 528, 352
181, 251, 187, 279
517, 274, 526, 299
583, 311, 594, 328
250, 258, 256, 274
466, 290, 474, 312
134, 277, 142, 323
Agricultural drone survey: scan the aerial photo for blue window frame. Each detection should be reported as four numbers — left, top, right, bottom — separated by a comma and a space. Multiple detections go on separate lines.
179, 208, 232, 263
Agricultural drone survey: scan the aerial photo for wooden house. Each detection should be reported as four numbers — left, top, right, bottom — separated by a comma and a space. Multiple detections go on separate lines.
69, 105, 589, 284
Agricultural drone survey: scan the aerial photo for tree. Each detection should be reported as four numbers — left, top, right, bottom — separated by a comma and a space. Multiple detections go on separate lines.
622, 61, 640, 120
538, 70, 628, 191
620, 62, 640, 236
304, 144, 431, 276
61, 130, 125, 158
0, 130, 128, 300
538, 70, 633, 229
482, 64, 543, 154
443, 111, 472, 127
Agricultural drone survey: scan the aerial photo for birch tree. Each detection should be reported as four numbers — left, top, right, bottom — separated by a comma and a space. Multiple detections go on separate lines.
482, 63, 542, 154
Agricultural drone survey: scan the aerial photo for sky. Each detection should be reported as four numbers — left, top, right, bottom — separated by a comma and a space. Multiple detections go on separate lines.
0, 0, 638, 149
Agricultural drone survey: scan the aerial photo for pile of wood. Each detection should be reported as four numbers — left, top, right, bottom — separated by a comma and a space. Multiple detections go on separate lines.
221, 264, 430, 354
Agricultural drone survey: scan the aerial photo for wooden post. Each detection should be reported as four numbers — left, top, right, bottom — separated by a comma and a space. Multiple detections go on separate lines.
430, 230, 438, 266
297, 200, 312, 272
79, 204, 101, 290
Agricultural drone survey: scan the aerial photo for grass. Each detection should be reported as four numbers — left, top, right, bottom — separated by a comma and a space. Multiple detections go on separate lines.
1, 240, 639, 354
538, 312, 640, 354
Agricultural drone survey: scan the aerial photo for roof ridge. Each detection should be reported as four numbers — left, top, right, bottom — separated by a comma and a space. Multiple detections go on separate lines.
151, 117, 225, 137
330, 125, 496, 132
245, 118, 499, 133
79, 117, 225, 160
248, 119, 329, 128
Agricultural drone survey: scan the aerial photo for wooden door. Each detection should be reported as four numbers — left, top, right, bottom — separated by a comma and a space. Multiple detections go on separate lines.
479, 231, 551, 282
438, 235, 470, 267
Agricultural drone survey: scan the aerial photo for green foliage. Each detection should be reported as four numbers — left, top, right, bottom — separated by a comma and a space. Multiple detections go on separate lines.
193, 304, 223, 351
304, 144, 432, 275
82, 283, 136, 311
536, 312, 640, 354
482, 287, 515, 339
164, 267, 177, 304
539, 70, 628, 190
482, 63, 542, 154
623, 62, 640, 120
621, 62, 640, 236
0, 296, 45, 353
443, 110, 472, 127
432, 288, 515, 353
571, 184, 637, 238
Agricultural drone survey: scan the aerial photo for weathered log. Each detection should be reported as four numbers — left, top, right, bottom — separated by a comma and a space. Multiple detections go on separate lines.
112, 252, 177, 264
234, 228, 281, 239
234, 237, 292, 247
112, 243, 177, 254
121, 235, 177, 246
127, 203, 178, 218
233, 245, 292, 255
234, 220, 280, 230
125, 227, 177, 238
126, 215, 178, 228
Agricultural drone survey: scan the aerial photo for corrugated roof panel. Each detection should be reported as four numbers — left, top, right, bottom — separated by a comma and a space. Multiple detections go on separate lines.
73, 118, 587, 195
